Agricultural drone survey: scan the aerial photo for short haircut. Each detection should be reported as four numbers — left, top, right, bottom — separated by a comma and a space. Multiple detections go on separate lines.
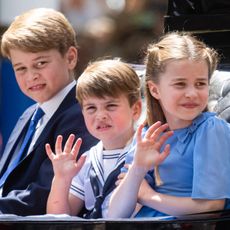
1, 8, 77, 58
76, 59, 141, 107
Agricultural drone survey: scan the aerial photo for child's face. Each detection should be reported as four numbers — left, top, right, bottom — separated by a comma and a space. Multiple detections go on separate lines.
148, 59, 209, 130
9, 48, 76, 103
82, 94, 141, 150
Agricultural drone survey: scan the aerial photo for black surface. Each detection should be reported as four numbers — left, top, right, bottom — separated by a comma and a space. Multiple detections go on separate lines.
1, 210, 230, 230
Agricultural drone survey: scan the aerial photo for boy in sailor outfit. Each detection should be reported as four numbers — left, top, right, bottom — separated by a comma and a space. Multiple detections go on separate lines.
46, 59, 142, 218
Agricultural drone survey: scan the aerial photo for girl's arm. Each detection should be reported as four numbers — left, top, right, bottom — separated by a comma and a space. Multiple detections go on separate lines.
108, 163, 147, 218
138, 180, 225, 216
46, 134, 86, 215
108, 122, 173, 218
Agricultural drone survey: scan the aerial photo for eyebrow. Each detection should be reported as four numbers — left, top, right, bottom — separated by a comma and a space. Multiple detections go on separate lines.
82, 102, 94, 107
32, 55, 50, 61
83, 98, 120, 106
13, 55, 50, 68
13, 63, 23, 68
171, 77, 208, 82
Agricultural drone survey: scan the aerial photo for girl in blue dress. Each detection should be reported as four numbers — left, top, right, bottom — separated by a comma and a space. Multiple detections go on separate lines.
108, 32, 230, 218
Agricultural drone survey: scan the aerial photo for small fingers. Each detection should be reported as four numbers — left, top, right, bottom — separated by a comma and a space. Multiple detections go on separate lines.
117, 172, 126, 180
155, 130, 174, 150
158, 144, 170, 164
71, 138, 82, 159
136, 123, 145, 143
63, 134, 76, 153
123, 164, 130, 170
55, 135, 63, 155
115, 179, 122, 186
144, 121, 162, 139
149, 123, 169, 141
45, 143, 53, 160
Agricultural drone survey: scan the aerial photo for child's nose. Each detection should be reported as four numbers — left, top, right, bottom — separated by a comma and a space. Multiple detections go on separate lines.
185, 87, 197, 98
27, 70, 39, 81
96, 110, 107, 120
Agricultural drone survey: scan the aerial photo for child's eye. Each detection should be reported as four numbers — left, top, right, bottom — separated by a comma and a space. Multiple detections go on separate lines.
36, 61, 47, 68
85, 106, 96, 114
107, 104, 118, 110
174, 82, 186, 88
14, 66, 26, 73
196, 82, 207, 88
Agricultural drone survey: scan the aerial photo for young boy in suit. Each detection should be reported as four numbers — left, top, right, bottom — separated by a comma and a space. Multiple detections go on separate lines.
46, 59, 142, 218
0, 8, 98, 215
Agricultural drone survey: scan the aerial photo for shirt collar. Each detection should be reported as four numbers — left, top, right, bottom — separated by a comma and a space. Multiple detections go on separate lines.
175, 112, 215, 143
38, 81, 76, 118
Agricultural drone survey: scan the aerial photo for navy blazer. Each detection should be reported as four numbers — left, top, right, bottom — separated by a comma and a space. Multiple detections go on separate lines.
0, 86, 98, 215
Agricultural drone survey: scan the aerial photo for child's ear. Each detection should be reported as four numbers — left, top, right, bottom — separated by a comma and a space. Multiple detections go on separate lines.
66, 46, 78, 69
147, 81, 160, 99
132, 99, 142, 121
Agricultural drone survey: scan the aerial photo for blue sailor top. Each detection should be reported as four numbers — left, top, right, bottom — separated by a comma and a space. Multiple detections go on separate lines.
124, 112, 230, 217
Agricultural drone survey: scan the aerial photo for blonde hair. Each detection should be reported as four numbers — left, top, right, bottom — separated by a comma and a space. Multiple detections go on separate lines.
145, 32, 218, 125
1, 8, 77, 58
76, 59, 141, 107
144, 32, 218, 186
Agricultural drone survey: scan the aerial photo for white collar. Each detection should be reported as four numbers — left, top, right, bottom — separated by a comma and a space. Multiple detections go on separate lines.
38, 81, 76, 118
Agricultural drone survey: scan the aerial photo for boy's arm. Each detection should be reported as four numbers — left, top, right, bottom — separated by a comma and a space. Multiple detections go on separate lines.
47, 175, 84, 215
46, 134, 86, 215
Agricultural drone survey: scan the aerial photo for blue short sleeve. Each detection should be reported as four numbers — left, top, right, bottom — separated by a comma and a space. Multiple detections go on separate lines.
192, 115, 230, 199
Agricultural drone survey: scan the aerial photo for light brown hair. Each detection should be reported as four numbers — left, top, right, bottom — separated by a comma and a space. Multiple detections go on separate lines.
76, 59, 141, 107
1, 8, 77, 58
144, 32, 219, 185
144, 32, 219, 125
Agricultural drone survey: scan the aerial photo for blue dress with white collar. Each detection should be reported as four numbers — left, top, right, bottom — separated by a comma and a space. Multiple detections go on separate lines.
125, 112, 230, 217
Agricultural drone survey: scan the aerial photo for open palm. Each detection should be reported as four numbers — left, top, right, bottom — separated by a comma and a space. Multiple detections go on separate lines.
46, 134, 86, 180
134, 122, 173, 171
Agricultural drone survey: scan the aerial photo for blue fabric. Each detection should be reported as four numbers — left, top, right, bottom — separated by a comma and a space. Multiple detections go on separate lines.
135, 206, 175, 220
0, 58, 34, 156
0, 108, 44, 187
123, 112, 230, 217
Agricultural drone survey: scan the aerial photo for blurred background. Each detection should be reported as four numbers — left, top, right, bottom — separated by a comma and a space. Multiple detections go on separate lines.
0, 0, 168, 154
